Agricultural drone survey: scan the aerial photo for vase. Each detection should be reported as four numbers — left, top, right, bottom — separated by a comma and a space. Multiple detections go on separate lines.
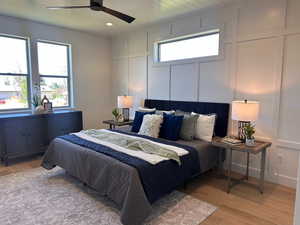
245, 138, 255, 146
34, 105, 45, 114
118, 114, 124, 122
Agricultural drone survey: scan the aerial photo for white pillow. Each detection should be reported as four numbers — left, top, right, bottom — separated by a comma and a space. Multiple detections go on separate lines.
138, 114, 163, 138
138, 107, 156, 112
191, 112, 216, 142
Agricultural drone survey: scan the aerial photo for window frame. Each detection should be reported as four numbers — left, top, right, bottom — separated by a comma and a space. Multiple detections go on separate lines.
0, 33, 32, 113
37, 40, 73, 109
153, 27, 224, 65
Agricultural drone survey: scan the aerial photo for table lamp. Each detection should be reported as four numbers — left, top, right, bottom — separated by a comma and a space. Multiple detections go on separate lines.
232, 100, 260, 140
118, 96, 133, 122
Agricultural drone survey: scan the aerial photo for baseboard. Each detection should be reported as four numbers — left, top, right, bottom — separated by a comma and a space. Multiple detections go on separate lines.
231, 162, 297, 189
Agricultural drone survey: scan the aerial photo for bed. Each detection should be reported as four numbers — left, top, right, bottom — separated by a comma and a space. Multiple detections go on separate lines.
42, 99, 230, 225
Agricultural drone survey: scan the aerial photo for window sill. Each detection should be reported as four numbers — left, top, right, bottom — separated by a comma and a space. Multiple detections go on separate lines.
0, 107, 76, 116
52, 106, 75, 111
0, 109, 32, 115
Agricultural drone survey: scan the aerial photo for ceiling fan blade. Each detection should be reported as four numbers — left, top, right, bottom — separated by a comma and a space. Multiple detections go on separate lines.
101, 7, 135, 23
47, 6, 90, 10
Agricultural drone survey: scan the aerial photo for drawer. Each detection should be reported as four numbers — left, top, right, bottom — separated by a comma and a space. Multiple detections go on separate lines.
3, 118, 47, 156
46, 112, 83, 143
3, 120, 30, 156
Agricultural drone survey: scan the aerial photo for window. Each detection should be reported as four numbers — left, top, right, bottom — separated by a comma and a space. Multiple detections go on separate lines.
0, 35, 30, 110
157, 29, 220, 62
37, 41, 71, 107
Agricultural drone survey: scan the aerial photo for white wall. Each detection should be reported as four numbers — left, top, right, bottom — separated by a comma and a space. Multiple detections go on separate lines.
111, 0, 300, 189
0, 15, 112, 129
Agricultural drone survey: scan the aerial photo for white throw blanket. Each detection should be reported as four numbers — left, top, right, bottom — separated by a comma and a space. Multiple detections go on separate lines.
72, 129, 189, 165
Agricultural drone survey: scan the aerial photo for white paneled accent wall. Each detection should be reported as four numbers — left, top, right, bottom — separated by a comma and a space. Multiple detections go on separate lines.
111, 0, 300, 189
128, 56, 147, 118
198, 43, 234, 103
170, 63, 199, 101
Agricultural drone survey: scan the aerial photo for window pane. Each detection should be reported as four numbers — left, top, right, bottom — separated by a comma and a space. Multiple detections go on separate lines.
0, 36, 28, 74
0, 75, 28, 110
159, 33, 219, 62
40, 77, 69, 107
38, 42, 68, 76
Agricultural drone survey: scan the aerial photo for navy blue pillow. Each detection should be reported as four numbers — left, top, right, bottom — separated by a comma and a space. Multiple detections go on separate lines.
160, 113, 184, 141
131, 111, 155, 133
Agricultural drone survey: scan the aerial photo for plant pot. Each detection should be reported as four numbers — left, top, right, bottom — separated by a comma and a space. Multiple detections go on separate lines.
245, 138, 255, 146
118, 114, 124, 122
114, 114, 124, 123
34, 105, 45, 114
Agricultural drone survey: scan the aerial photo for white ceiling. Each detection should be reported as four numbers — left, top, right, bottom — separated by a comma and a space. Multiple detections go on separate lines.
0, 0, 233, 37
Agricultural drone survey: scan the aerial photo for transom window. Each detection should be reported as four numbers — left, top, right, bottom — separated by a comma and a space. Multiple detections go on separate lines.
37, 41, 71, 108
157, 29, 220, 62
0, 35, 30, 111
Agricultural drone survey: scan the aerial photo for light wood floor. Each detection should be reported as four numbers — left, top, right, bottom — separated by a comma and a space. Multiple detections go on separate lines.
0, 158, 296, 225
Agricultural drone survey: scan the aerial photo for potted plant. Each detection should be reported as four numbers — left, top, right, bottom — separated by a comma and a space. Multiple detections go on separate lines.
32, 84, 45, 114
112, 108, 122, 122
32, 94, 45, 114
243, 123, 256, 146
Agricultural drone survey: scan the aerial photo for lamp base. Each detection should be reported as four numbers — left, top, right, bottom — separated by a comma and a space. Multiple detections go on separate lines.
238, 121, 250, 141
122, 108, 130, 122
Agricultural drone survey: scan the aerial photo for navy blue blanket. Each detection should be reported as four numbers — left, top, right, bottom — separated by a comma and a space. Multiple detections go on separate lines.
59, 130, 200, 204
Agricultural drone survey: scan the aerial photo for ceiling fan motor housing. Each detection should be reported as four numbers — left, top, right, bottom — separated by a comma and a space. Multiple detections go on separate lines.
90, 0, 103, 11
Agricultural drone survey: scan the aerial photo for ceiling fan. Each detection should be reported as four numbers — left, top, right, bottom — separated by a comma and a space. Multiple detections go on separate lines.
47, 0, 135, 23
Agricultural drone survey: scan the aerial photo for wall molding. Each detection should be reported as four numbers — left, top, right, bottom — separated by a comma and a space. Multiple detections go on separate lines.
249, 136, 300, 152
231, 162, 297, 189
277, 139, 300, 151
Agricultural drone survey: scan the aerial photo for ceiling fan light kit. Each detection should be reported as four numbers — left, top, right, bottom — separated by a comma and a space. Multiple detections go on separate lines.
47, 0, 135, 24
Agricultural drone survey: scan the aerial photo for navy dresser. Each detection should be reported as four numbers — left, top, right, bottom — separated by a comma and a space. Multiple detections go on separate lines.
0, 110, 83, 166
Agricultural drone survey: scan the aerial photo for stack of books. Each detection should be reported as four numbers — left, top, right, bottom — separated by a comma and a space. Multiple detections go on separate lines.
222, 137, 243, 145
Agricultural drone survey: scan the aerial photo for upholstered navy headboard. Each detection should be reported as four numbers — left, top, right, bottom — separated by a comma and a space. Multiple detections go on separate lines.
144, 99, 230, 137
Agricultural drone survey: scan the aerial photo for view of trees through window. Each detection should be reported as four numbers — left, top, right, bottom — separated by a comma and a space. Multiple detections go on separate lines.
0, 35, 72, 111
38, 41, 70, 107
40, 77, 69, 107
0, 36, 29, 110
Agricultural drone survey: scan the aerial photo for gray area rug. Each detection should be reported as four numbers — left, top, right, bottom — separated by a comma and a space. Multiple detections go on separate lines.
0, 167, 217, 225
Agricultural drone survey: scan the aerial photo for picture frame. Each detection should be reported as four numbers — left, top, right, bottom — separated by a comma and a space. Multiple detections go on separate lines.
44, 102, 53, 113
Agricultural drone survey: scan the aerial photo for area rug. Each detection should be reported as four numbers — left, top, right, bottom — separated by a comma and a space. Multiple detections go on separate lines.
0, 167, 217, 225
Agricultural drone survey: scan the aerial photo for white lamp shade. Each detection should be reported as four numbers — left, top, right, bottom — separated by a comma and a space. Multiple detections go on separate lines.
118, 96, 133, 108
232, 100, 260, 122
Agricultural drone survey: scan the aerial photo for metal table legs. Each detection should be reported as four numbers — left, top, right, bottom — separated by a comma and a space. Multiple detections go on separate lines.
246, 152, 250, 180
227, 149, 232, 193
226, 148, 266, 194
259, 149, 266, 193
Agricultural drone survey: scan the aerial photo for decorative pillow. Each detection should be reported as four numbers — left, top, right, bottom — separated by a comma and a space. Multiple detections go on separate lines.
155, 110, 175, 115
138, 107, 156, 112
138, 114, 163, 138
160, 113, 184, 141
191, 112, 216, 142
179, 114, 199, 141
131, 111, 155, 133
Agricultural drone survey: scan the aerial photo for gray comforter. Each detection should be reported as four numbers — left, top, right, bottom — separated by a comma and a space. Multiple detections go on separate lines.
42, 138, 152, 225
42, 127, 222, 225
